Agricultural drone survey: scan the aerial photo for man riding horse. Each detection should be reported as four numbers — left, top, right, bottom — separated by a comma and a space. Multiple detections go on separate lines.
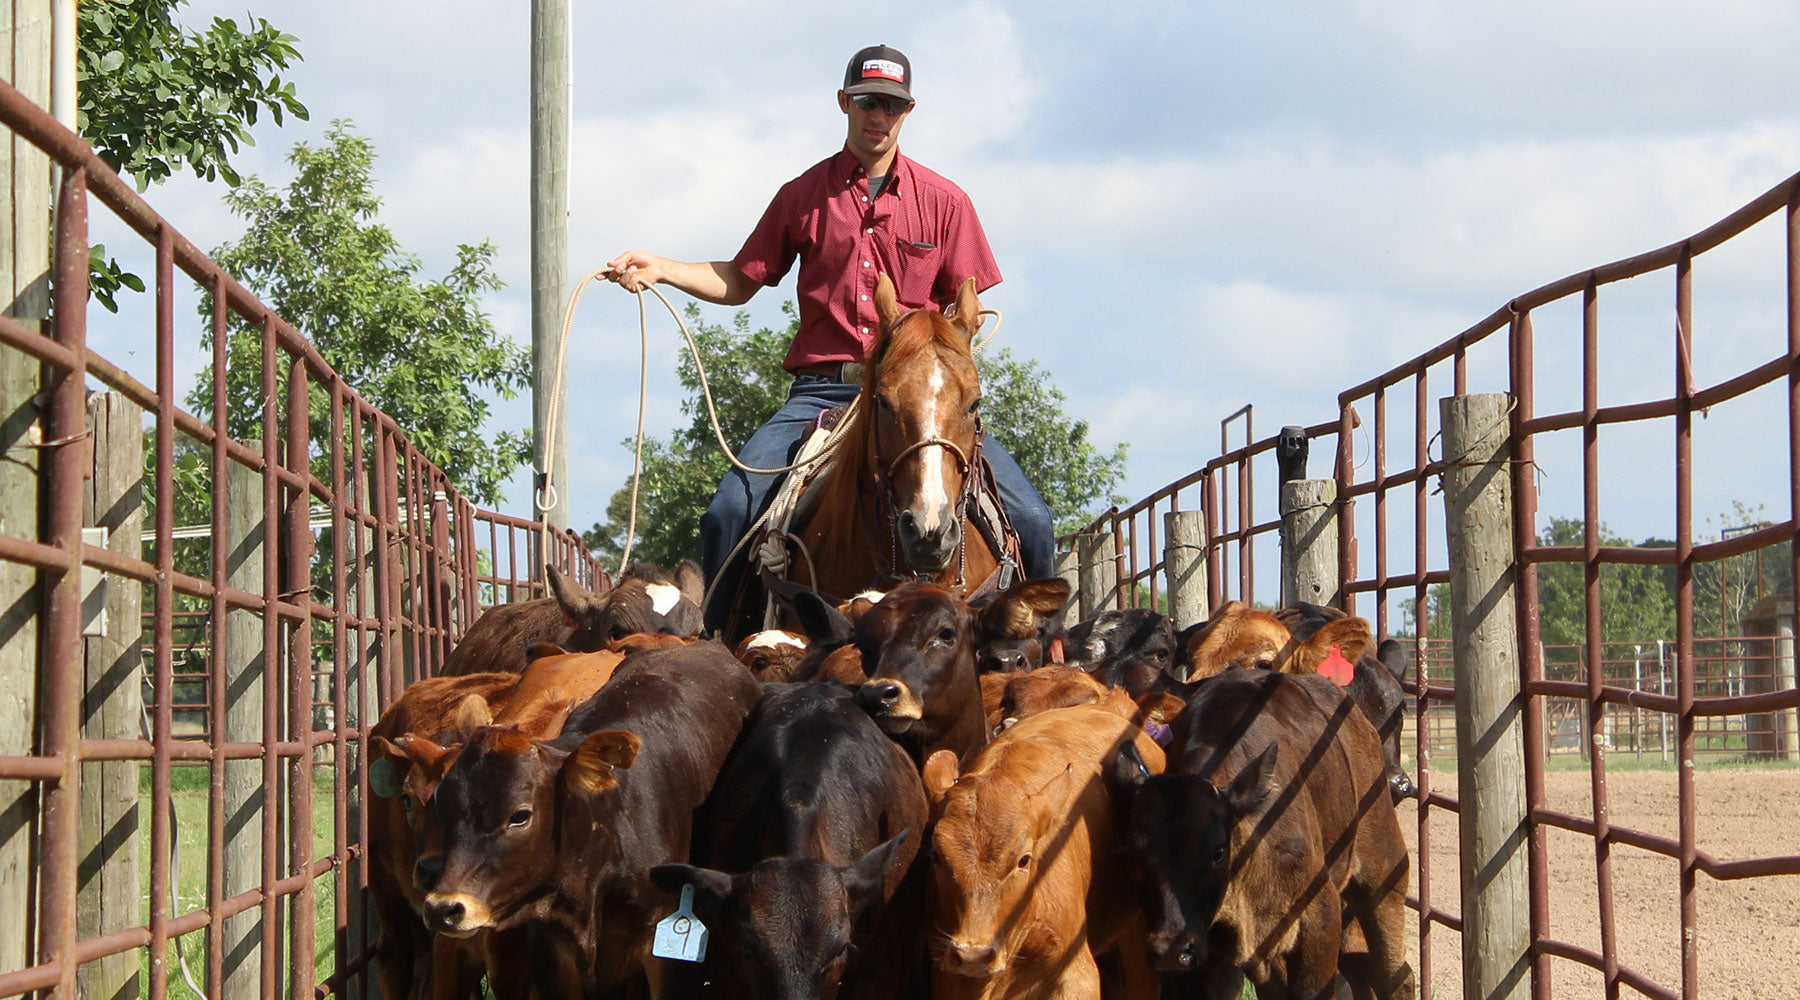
606, 44, 1055, 633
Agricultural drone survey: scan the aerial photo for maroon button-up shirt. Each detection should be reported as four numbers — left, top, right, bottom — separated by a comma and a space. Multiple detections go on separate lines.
732, 148, 1002, 373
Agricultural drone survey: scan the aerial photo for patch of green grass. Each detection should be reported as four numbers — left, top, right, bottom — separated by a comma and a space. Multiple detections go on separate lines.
133, 763, 362, 999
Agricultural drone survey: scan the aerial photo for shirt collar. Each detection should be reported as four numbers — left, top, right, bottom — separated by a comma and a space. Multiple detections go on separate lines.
833, 147, 908, 198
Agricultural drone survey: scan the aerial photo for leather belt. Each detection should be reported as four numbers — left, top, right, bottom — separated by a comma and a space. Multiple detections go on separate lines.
793, 361, 866, 384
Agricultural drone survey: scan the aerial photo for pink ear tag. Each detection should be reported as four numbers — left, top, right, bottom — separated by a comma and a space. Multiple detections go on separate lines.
1319, 644, 1355, 687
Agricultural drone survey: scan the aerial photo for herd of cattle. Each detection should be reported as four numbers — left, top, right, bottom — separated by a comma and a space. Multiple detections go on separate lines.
367, 563, 1418, 999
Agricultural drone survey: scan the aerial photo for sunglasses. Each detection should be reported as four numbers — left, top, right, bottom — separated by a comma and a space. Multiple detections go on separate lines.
851, 94, 913, 115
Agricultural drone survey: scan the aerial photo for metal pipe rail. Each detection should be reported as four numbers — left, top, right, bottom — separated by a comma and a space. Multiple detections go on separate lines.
1074, 164, 1800, 1000
0, 78, 599, 1000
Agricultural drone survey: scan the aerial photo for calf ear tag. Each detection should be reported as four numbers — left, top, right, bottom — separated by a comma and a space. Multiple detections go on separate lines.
369, 757, 401, 798
1319, 644, 1355, 687
652, 884, 709, 963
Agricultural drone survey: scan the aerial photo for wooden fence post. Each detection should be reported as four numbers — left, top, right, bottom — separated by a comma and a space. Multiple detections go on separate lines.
1163, 510, 1209, 631
1280, 480, 1340, 608
0, 0, 52, 974
1076, 532, 1118, 621
1052, 546, 1079, 631
1440, 392, 1531, 1000
0, 351, 40, 976
221, 446, 265, 997
77, 393, 142, 1000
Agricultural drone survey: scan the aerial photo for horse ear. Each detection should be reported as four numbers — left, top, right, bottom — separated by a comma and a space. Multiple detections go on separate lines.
874, 273, 902, 328
952, 277, 981, 341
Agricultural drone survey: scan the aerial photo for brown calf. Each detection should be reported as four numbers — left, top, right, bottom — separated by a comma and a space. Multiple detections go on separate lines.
854, 579, 1068, 766
923, 704, 1164, 1000
441, 562, 701, 675
366, 672, 516, 1000
1109, 669, 1413, 999
420, 641, 760, 997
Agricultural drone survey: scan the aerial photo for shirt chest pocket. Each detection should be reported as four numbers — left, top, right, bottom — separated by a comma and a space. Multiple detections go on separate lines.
890, 239, 941, 307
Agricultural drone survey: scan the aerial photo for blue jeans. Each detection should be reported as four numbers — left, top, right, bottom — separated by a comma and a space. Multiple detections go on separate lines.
700, 374, 1055, 630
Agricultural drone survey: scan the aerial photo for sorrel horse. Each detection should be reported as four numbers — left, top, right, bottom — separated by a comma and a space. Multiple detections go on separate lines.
779, 274, 1006, 615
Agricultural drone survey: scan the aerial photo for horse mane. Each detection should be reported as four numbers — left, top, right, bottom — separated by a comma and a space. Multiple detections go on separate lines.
808, 307, 975, 581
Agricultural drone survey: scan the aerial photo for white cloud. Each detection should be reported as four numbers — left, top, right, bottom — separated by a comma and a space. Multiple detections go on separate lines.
107, 0, 1800, 551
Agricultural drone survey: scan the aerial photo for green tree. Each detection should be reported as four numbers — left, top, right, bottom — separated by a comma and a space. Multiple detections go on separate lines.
79, 0, 306, 190
189, 122, 530, 505
583, 304, 1129, 567
79, 0, 308, 310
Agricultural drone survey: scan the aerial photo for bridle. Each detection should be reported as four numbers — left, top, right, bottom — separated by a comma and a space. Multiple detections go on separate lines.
870, 400, 984, 588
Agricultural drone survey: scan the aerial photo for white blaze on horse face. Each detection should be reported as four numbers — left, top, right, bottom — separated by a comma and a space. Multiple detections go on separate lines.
645, 583, 682, 616
917, 361, 951, 531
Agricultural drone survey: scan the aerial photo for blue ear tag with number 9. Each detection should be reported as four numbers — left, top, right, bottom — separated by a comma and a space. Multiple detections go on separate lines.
652, 884, 709, 963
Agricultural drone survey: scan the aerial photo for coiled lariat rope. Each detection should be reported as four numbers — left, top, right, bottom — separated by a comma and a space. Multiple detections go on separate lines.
535, 264, 1003, 607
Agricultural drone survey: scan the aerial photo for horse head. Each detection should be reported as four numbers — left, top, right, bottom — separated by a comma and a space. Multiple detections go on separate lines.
865, 274, 985, 575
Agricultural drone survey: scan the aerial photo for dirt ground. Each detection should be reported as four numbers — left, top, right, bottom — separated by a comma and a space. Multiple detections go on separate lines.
1401, 765, 1800, 1000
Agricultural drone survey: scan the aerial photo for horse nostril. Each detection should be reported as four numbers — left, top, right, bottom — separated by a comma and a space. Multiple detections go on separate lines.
874, 682, 901, 706
414, 854, 445, 892
896, 510, 919, 540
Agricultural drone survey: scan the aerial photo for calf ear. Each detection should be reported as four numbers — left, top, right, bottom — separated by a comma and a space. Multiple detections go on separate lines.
1105, 740, 1153, 806
526, 642, 570, 661
1133, 691, 1186, 729
649, 864, 734, 917
509, 698, 575, 739
795, 590, 855, 647
1290, 617, 1373, 675
843, 830, 911, 919
672, 560, 705, 607
562, 729, 642, 796
922, 749, 960, 803
451, 693, 493, 734
1176, 619, 1212, 680
1224, 743, 1279, 817
547, 564, 607, 628
1377, 638, 1410, 683
979, 578, 1072, 640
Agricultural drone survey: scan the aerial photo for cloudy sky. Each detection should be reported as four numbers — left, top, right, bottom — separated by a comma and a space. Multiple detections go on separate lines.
88, 0, 1800, 593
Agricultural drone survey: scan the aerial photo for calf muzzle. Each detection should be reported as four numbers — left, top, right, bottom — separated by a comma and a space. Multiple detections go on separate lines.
1148, 930, 1206, 972
420, 891, 490, 938
944, 942, 1003, 978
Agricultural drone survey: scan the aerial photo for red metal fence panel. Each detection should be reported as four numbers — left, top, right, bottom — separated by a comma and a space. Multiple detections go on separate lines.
0, 80, 597, 999
1063, 171, 1800, 998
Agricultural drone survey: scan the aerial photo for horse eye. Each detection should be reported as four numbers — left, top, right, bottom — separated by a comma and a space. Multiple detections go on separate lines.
1211, 845, 1227, 867
1016, 853, 1032, 871
936, 627, 957, 645
968, 396, 981, 413
402, 796, 416, 814
508, 808, 533, 829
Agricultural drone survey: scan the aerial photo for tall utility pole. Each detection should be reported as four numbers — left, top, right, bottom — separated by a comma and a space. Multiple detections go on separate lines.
530, 0, 570, 533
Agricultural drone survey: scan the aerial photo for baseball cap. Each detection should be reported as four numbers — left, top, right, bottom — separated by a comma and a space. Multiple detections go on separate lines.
843, 44, 912, 102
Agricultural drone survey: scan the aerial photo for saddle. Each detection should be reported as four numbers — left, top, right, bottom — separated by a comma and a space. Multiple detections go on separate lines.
748, 401, 1023, 628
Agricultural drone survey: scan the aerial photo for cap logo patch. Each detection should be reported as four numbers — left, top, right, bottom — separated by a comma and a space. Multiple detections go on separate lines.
861, 58, 905, 83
